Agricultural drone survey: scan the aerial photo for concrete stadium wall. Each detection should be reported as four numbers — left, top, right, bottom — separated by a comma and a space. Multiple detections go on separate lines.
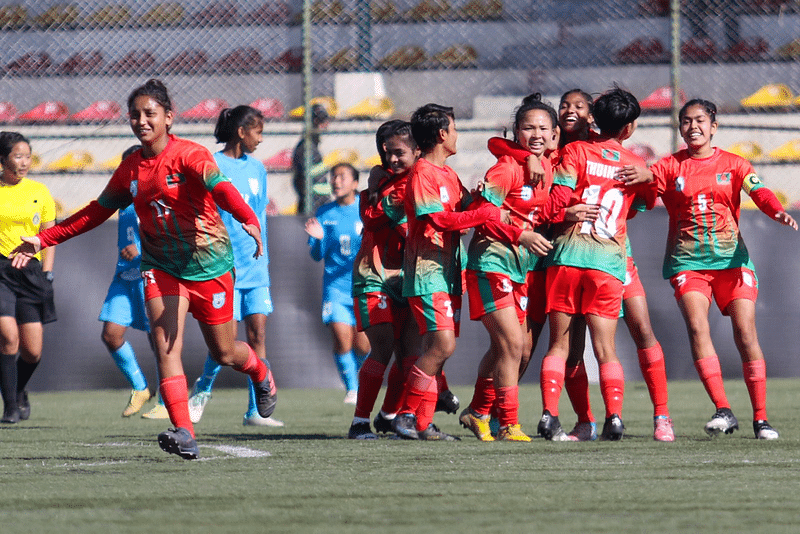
26, 211, 800, 393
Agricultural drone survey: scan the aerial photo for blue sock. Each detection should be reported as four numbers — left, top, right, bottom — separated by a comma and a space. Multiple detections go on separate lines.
195, 354, 222, 393
334, 351, 359, 392
245, 377, 258, 418
110, 341, 147, 391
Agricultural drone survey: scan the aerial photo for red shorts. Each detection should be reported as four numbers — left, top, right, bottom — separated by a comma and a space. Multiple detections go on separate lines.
408, 292, 461, 336
622, 256, 646, 301
669, 268, 758, 315
465, 270, 527, 324
526, 270, 547, 325
353, 291, 408, 336
546, 265, 623, 319
142, 268, 234, 325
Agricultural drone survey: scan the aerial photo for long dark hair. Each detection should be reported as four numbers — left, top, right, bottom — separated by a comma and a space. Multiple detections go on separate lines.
214, 105, 264, 144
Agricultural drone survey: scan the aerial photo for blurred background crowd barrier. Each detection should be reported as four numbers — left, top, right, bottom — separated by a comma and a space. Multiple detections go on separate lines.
1, 0, 800, 389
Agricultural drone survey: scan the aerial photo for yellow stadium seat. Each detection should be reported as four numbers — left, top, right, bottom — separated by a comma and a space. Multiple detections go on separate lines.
740, 83, 793, 109
361, 154, 383, 168
767, 139, 800, 162
289, 96, 338, 119
344, 97, 395, 120
726, 141, 763, 161
46, 151, 93, 172
322, 148, 360, 168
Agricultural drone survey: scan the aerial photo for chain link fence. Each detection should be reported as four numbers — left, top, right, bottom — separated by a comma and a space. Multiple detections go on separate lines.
1, 0, 799, 214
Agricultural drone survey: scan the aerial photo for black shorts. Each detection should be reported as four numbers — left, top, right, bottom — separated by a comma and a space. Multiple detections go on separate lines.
0, 256, 56, 325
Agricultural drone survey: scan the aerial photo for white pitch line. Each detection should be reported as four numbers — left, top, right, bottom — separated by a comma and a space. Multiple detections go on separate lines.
208, 445, 271, 458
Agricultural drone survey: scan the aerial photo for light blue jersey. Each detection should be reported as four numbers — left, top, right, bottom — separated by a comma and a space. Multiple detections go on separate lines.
214, 151, 270, 289
308, 197, 362, 304
115, 204, 142, 281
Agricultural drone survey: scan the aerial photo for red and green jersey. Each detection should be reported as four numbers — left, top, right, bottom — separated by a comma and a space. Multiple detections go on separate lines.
467, 155, 553, 282
97, 135, 234, 281
353, 172, 409, 300
551, 137, 654, 282
402, 158, 470, 297
652, 148, 760, 279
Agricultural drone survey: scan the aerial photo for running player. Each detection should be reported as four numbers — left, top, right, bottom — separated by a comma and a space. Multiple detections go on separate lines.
651, 99, 797, 440
392, 103, 502, 441
459, 94, 555, 442
10, 79, 277, 459
0, 132, 56, 424
305, 163, 370, 404
99, 145, 159, 418
537, 87, 656, 441
187, 105, 284, 428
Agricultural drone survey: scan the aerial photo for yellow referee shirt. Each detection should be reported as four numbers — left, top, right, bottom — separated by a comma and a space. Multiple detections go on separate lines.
0, 178, 55, 260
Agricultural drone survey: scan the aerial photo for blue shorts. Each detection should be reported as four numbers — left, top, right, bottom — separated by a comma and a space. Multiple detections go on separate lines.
234, 285, 273, 322
98, 274, 149, 332
322, 288, 356, 326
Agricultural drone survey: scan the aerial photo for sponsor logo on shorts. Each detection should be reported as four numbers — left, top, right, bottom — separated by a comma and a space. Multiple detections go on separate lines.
742, 271, 754, 287
520, 296, 528, 312
212, 292, 226, 309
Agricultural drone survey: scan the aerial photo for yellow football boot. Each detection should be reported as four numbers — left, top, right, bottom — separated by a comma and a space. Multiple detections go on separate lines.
497, 424, 532, 442
122, 389, 152, 417
459, 408, 495, 441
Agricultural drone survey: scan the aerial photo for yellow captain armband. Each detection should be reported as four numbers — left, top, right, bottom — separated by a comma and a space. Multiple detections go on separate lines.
742, 173, 763, 194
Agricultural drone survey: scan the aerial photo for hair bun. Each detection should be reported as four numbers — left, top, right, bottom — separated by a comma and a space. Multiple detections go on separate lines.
522, 93, 542, 106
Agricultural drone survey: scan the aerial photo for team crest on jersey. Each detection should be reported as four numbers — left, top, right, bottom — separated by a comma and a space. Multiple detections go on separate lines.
249, 177, 259, 195
520, 185, 533, 201
601, 149, 620, 162
354, 221, 363, 235
675, 176, 685, 192
212, 292, 226, 309
439, 186, 450, 204
130, 180, 138, 198
716, 172, 732, 184
166, 173, 185, 187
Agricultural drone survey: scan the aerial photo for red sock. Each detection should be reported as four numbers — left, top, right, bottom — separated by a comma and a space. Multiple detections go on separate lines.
564, 361, 594, 423
160, 375, 194, 438
540, 355, 566, 416
233, 344, 267, 383
599, 361, 625, 418
743, 359, 767, 421
694, 355, 729, 410
399, 365, 435, 420
469, 376, 495, 416
638, 343, 669, 418
416, 375, 439, 431
354, 358, 386, 419
436, 370, 450, 393
496, 385, 519, 427
380, 360, 404, 415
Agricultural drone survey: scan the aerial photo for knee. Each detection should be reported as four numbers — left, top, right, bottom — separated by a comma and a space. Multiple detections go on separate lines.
210, 349, 238, 367
101, 330, 122, 351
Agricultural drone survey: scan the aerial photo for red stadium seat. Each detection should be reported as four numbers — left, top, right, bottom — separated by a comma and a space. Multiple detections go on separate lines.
0, 102, 17, 123
179, 98, 229, 121
263, 148, 293, 171
161, 49, 209, 74
70, 100, 121, 123
250, 98, 285, 120
56, 51, 104, 76
18, 101, 70, 123
248, 2, 292, 24
192, 2, 238, 26
640, 86, 687, 111
5, 52, 52, 76
267, 47, 302, 73
216, 47, 266, 73
724, 37, 769, 62
681, 37, 716, 63
615, 37, 667, 64
108, 50, 158, 75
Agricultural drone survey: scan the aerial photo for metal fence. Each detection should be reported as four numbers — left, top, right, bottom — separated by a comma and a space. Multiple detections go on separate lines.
1, 0, 800, 214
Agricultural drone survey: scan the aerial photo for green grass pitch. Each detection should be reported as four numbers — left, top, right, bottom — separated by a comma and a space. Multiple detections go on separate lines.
1, 380, 799, 533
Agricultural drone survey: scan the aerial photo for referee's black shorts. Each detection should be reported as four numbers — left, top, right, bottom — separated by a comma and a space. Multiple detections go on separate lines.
0, 256, 56, 325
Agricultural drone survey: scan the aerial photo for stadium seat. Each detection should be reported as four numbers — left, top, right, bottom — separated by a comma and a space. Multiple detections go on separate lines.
108, 50, 158, 75
98, 153, 124, 172
70, 100, 121, 123
724, 37, 769, 62
740, 83, 794, 109
322, 148, 359, 168
18, 101, 69, 123
57, 51, 104, 76
5, 51, 52, 76
0, 4, 28, 30
371, 0, 399, 22
216, 47, 266, 73
681, 37, 716, 62
84, 4, 131, 28
267, 47, 303, 73
318, 47, 360, 71
405, 0, 453, 22
429, 44, 478, 68
161, 49, 209, 74
249, 98, 285, 120
459, 0, 503, 21
615, 37, 666, 64
179, 99, 229, 121
767, 139, 800, 161
192, 2, 238, 26
377, 45, 427, 70
775, 38, 800, 60
46, 151, 94, 172
361, 153, 382, 168
140, 3, 185, 27
34, 3, 80, 29
0, 102, 17, 123
309, 0, 348, 23
248, 2, 292, 25
344, 97, 395, 120
262, 148, 293, 171
640, 86, 687, 111
726, 141, 763, 161
289, 96, 338, 119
